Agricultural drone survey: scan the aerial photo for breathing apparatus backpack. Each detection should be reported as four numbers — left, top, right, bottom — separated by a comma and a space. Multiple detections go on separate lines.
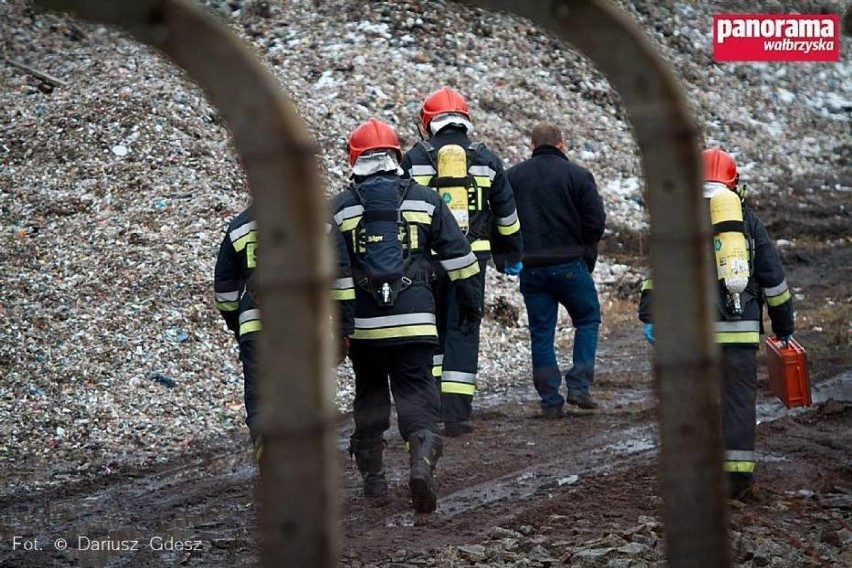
417, 141, 487, 238
352, 176, 419, 307
707, 182, 752, 318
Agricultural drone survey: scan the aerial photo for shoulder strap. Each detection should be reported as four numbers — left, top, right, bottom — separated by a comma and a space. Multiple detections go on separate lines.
348, 182, 363, 205
417, 140, 437, 169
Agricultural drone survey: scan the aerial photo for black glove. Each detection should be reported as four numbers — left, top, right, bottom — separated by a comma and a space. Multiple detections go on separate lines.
458, 303, 482, 329
454, 278, 483, 330
336, 336, 350, 366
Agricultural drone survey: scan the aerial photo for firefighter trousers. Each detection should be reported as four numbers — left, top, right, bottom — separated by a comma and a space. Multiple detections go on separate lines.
239, 334, 259, 438
721, 344, 758, 488
349, 341, 441, 441
433, 258, 487, 424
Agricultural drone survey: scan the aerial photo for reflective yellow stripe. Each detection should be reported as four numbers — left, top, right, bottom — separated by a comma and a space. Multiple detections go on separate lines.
402, 211, 432, 224
441, 382, 476, 396
331, 289, 355, 301
409, 226, 418, 250
232, 230, 257, 253
352, 324, 438, 340
432, 365, 442, 378
473, 176, 491, 188
339, 216, 362, 232
447, 261, 481, 281
470, 239, 491, 252
723, 461, 755, 473
716, 331, 760, 344
413, 175, 433, 185
766, 289, 791, 307
216, 301, 239, 312
641, 279, 654, 291
496, 219, 521, 236
239, 320, 262, 335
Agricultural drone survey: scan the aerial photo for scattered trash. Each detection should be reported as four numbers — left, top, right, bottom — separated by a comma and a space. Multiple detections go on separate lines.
150, 374, 176, 388
165, 328, 190, 343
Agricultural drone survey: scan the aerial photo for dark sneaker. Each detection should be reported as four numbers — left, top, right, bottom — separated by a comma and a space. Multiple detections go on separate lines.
443, 421, 474, 437
566, 391, 599, 410
541, 405, 565, 419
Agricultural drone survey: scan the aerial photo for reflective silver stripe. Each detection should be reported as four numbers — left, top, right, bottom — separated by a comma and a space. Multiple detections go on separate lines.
333, 277, 354, 290
468, 164, 496, 179
229, 220, 257, 243
725, 450, 755, 462
354, 312, 436, 329
442, 370, 477, 384
239, 309, 261, 324
400, 199, 436, 215
440, 251, 477, 271
495, 210, 519, 226
410, 165, 436, 176
333, 205, 364, 225
715, 320, 760, 333
215, 290, 240, 302
432, 354, 444, 365
763, 279, 788, 297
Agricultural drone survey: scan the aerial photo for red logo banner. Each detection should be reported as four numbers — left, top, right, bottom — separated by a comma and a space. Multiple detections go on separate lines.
712, 14, 840, 62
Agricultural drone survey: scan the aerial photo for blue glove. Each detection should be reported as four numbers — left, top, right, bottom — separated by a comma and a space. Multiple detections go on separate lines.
504, 260, 523, 276
643, 323, 655, 345
776, 334, 793, 348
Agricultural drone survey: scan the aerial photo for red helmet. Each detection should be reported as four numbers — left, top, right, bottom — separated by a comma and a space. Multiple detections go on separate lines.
420, 86, 470, 133
703, 148, 738, 189
347, 118, 401, 166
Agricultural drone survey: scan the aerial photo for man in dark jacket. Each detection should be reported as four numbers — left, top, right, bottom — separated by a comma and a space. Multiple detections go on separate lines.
639, 148, 795, 500
506, 122, 606, 417
214, 207, 262, 458
402, 86, 523, 437
331, 118, 482, 514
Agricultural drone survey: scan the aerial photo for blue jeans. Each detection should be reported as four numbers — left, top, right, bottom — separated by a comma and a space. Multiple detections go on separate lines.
519, 260, 601, 409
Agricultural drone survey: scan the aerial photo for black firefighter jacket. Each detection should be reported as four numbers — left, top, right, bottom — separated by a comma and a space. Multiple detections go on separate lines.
329, 173, 481, 344
214, 207, 260, 342
638, 205, 794, 345
506, 145, 606, 269
401, 126, 523, 267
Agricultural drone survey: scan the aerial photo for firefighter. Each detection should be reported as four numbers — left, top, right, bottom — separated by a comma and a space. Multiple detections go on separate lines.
639, 148, 795, 501
401, 86, 523, 437
214, 207, 263, 460
330, 118, 483, 513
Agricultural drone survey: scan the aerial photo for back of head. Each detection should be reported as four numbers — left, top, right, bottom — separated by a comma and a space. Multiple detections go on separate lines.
420, 86, 471, 136
531, 122, 564, 149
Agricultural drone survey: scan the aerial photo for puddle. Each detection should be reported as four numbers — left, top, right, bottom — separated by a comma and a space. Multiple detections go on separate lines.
757, 369, 851, 424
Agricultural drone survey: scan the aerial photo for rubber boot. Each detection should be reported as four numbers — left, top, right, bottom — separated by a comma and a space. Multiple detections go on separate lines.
349, 435, 388, 499
408, 429, 443, 514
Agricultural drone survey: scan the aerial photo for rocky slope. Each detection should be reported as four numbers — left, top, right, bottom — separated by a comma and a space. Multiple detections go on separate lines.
0, 0, 849, 491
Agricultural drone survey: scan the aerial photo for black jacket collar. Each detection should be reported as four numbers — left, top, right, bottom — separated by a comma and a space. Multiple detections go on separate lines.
532, 145, 567, 160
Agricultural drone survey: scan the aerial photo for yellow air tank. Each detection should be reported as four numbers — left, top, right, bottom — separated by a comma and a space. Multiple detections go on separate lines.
708, 184, 750, 317
436, 144, 470, 233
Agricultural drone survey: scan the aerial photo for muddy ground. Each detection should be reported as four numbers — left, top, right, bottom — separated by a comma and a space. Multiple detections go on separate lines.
1, 194, 850, 567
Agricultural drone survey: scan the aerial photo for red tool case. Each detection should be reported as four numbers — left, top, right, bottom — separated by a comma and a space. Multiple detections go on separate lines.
764, 336, 811, 408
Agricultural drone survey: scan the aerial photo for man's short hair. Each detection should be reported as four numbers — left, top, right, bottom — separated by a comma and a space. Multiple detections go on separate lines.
531, 122, 564, 148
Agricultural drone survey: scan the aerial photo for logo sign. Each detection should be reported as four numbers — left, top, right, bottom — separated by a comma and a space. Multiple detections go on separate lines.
713, 14, 840, 62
